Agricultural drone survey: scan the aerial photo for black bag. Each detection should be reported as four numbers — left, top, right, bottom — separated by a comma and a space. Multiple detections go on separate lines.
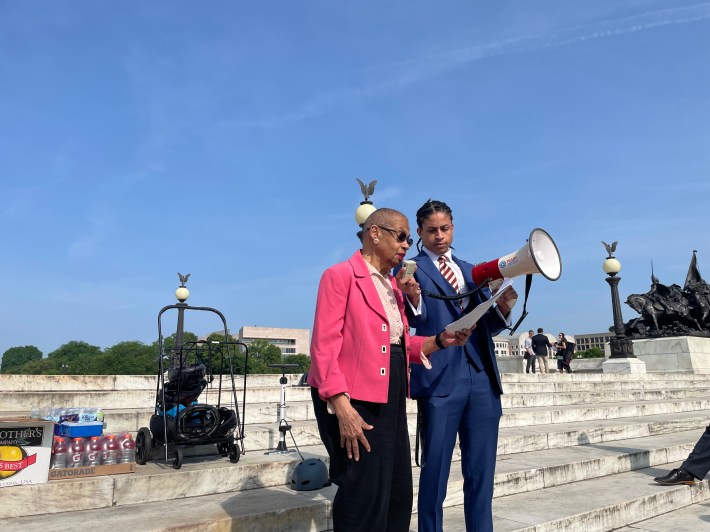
564, 342, 575, 361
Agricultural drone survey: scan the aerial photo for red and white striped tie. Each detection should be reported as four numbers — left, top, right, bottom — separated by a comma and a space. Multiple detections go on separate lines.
438, 255, 460, 294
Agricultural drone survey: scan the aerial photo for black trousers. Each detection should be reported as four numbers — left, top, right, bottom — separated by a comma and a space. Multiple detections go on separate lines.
682, 422, 710, 480
525, 355, 536, 373
311, 345, 412, 532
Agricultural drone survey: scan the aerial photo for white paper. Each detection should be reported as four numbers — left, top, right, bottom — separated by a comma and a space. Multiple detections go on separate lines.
445, 278, 514, 333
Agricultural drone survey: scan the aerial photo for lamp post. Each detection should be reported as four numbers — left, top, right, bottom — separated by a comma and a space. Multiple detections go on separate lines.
171, 272, 191, 370
602, 245, 636, 359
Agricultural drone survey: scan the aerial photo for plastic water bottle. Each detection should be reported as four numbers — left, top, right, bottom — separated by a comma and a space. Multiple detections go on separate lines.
78, 407, 102, 422
70, 437, 85, 467
85, 436, 102, 466
51, 437, 69, 469
120, 433, 136, 463
102, 434, 121, 465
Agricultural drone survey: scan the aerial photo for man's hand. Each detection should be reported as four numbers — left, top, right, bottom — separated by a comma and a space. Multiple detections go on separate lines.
496, 286, 518, 316
330, 394, 373, 461
396, 267, 421, 308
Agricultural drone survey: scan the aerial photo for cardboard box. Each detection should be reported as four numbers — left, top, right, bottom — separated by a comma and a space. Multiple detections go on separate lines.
48, 461, 135, 480
0, 418, 54, 488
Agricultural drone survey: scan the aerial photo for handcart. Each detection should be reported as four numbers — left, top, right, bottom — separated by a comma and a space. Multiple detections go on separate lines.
135, 301, 248, 469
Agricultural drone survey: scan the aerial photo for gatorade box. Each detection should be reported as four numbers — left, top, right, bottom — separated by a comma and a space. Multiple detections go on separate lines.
0, 418, 54, 488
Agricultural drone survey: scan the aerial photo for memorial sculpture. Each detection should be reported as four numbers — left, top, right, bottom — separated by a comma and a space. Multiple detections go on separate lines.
624, 251, 710, 338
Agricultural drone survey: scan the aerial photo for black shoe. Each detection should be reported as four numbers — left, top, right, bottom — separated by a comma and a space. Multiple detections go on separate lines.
654, 468, 696, 485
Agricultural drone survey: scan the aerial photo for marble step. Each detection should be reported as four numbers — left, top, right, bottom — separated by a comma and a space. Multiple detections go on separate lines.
613, 487, 710, 531
45, 392, 710, 435
501, 379, 710, 393
3, 433, 707, 529
220, 392, 710, 426
0, 374, 300, 392
3, 482, 338, 532
6, 404, 703, 459
9, 382, 710, 415
2, 426, 704, 522
5, 377, 710, 415
169, 410, 710, 460
6, 393, 710, 446
500, 397, 710, 428
448, 430, 697, 503
2, 371, 710, 395
233, 411, 710, 456
500, 373, 710, 383
9, 390, 710, 437
486, 462, 710, 532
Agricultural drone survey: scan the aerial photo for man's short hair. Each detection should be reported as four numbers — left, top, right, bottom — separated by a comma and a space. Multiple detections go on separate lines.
537, 328, 544, 333
528, 330, 534, 334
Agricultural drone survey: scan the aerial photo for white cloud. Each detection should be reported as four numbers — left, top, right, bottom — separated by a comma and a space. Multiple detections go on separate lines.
231, 2, 710, 129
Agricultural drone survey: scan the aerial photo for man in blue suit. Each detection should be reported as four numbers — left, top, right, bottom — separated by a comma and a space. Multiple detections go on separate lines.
405, 199, 518, 532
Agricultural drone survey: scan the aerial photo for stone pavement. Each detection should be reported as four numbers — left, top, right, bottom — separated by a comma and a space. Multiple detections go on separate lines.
2, 372, 710, 531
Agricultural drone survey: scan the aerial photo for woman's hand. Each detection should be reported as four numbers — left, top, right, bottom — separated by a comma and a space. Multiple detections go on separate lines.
396, 266, 421, 308
441, 327, 474, 347
330, 394, 373, 461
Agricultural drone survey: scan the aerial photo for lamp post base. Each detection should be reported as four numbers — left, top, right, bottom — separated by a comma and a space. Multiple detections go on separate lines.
603, 357, 647, 374
609, 335, 636, 358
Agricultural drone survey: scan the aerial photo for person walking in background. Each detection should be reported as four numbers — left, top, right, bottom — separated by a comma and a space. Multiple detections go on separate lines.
536, 333, 549, 374
531, 328, 553, 374
561, 334, 575, 373
308, 207, 472, 532
403, 199, 518, 532
524, 330, 536, 374
556, 333, 569, 373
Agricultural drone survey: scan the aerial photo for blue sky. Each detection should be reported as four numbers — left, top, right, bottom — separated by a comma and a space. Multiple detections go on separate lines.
1, 1, 709, 358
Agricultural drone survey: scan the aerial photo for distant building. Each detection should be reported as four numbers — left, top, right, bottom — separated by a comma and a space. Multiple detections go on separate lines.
572, 332, 612, 352
492, 336, 512, 356
236, 326, 310, 356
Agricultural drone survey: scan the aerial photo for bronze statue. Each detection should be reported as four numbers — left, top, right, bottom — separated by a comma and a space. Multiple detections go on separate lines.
624, 251, 710, 338
602, 241, 618, 258
355, 178, 377, 202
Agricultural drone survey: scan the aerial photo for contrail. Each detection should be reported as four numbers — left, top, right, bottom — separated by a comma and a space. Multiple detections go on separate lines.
235, 3, 710, 128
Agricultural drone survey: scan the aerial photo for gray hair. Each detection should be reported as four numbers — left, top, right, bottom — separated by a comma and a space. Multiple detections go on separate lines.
363, 208, 407, 231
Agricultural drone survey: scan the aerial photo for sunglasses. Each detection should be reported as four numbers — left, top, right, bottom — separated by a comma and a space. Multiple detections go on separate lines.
377, 225, 413, 246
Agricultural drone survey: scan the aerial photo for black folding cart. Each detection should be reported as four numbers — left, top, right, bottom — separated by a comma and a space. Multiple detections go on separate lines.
135, 303, 247, 469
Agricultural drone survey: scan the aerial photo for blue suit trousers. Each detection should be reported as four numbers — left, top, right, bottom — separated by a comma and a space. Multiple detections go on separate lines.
417, 362, 502, 532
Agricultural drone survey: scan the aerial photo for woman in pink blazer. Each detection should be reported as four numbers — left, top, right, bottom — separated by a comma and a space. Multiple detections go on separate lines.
308, 207, 471, 532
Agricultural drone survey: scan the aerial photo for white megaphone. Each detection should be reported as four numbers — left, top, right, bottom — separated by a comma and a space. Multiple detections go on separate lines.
471, 228, 562, 286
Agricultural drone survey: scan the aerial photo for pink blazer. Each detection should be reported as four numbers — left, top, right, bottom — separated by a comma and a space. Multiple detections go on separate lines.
307, 251, 426, 404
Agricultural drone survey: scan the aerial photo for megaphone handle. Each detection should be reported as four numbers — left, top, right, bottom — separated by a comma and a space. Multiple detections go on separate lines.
508, 274, 533, 335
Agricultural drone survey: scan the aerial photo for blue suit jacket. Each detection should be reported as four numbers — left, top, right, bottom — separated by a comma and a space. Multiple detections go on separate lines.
406, 250, 507, 398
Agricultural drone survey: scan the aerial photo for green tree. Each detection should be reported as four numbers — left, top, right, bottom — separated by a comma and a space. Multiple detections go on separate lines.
100, 341, 157, 374
283, 354, 311, 373
46, 341, 103, 374
149, 331, 205, 374
242, 340, 283, 374
1, 345, 43, 373
577, 347, 604, 359
11, 358, 56, 375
